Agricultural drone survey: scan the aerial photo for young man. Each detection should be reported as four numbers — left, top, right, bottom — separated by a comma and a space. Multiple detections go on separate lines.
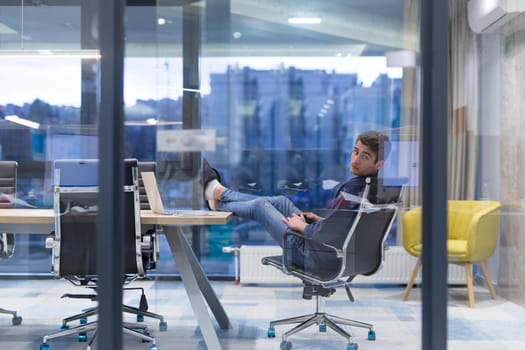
203, 130, 390, 273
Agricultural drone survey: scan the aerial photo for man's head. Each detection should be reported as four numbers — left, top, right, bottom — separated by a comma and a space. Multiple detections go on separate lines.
349, 130, 391, 177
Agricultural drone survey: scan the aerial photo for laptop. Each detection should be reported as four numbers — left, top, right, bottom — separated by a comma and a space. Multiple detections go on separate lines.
141, 171, 211, 216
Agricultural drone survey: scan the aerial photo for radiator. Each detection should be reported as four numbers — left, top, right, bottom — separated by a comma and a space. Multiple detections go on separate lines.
239, 245, 466, 285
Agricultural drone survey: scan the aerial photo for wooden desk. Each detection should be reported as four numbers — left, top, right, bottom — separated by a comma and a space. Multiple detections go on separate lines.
0, 208, 233, 350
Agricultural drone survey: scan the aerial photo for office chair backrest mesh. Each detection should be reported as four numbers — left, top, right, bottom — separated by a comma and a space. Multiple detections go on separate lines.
138, 161, 157, 210
299, 175, 402, 281
0, 161, 17, 209
54, 159, 142, 277
343, 206, 397, 278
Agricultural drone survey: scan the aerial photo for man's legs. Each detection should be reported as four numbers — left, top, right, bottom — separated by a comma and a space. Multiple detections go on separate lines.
217, 189, 302, 246
202, 159, 303, 246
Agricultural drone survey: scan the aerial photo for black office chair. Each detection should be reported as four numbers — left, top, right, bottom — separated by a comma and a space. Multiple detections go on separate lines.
0, 160, 23, 326
41, 159, 162, 350
262, 178, 400, 350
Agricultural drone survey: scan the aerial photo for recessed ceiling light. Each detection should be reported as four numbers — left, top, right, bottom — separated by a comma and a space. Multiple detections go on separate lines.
4, 115, 40, 129
288, 17, 322, 24
232, 31, 242, 39
158, 18, 166, 25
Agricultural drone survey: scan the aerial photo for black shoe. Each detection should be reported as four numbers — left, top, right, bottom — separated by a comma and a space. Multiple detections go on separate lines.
202, 159, 222, 210
202, 158, 221, 187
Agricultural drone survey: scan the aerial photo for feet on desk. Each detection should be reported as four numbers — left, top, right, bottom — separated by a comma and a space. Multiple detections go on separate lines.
202, 159, 223, 211
202, 158, 221, 186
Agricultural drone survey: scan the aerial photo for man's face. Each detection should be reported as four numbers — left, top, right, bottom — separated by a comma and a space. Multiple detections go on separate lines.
349, 140, 384, 176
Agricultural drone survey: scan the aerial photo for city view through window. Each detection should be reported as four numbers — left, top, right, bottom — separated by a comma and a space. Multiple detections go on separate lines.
0, 56, 407, 276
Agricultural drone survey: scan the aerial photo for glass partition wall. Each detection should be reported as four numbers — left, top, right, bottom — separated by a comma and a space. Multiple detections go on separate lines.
0, 1, 424, 347
151, 0, 414, 276
0, 0, 413, 273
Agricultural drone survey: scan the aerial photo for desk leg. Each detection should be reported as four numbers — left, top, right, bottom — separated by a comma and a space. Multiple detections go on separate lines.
164, 227, 231, 350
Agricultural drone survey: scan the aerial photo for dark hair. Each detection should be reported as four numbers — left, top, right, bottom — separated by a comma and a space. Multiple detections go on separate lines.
356, 130, 391, 162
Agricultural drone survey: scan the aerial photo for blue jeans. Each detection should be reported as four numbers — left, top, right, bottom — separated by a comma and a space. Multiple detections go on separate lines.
216, 189, 303, 246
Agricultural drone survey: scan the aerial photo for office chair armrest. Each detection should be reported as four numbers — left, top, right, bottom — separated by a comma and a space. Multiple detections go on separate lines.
282, 229, 311, 242
280, 230, 341, 276
283, 229, 339, 252
283, 229, 340, 255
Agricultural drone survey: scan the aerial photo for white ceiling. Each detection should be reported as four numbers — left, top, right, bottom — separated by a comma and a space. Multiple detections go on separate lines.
0, 0, 415, 57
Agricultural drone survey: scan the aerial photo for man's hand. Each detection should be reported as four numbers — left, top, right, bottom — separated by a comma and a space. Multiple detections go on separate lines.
281, 213, 308, 233
303, 212, 323, 223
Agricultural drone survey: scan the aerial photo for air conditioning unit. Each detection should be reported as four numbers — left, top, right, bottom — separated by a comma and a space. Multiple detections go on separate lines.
468, 0, 525, 33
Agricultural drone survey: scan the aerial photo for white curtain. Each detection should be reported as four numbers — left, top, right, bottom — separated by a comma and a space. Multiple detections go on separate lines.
399, 0, 421, 210
448, 0, 479, 200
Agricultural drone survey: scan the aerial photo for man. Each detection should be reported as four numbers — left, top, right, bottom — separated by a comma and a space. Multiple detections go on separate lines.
203, 130, 391, 273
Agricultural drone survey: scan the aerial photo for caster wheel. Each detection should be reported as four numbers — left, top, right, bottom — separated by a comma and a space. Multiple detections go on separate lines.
80, 317, 87, 324
12, 316, 22, 325
78, 332, 87, 342
60, 324, 69, 330
159, 321, 168, 332
367, 330, 376, 341
267, 327, 275, 338
142, 331, 151, 343
40, 343, 50, 350
319, 324, 327, 332
347, 342, 358, 350
280, 340, 292, 350
137, 314, 144, 322
149, 345, 159, 350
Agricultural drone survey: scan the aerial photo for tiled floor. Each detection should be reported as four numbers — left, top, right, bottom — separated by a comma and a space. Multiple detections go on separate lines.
1, 278, 524, 350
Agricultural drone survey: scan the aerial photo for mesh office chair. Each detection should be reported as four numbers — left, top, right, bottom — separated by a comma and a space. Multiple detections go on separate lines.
262, 178, 400, 350
41, 159, 162, 350
0, 160, 22, 326
114, 161, 165, 325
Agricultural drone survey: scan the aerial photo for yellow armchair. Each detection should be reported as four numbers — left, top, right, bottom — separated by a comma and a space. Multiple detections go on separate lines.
402, 200, 501, 307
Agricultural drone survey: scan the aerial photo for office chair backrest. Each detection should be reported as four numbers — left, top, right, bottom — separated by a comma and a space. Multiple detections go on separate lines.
53, 158, 144, 277
0, 161, 17, 209
370, 177, 406, 205
343, 206, 398, 278
138, 161, 157, 210
0, 161, 17, 260
123, 158, 143, 276
298, 177, 399, 282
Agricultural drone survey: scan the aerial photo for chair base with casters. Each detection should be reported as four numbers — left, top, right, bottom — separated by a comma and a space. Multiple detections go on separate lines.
0, 307, 22, 326
0, 233, 23, 325
1, 233, 22, 326
57, 285, 167, 331
39, 281, 163, 349
263, 256, 375, 350
40, 319, 159, 350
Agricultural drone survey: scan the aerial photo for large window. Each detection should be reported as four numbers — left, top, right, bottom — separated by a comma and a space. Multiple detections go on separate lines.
0, 1, 412, 276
